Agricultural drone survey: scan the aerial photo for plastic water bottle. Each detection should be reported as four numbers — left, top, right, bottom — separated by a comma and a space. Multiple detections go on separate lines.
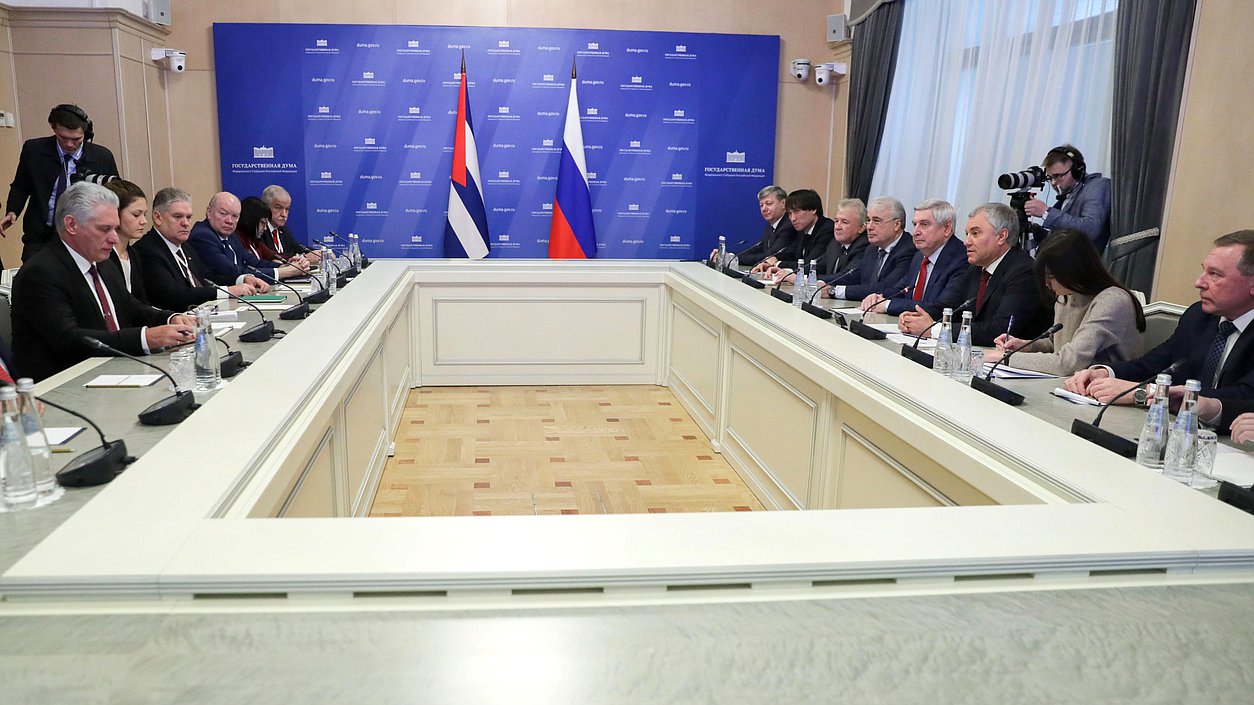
14, 378, 56, 500
792, 260, 807, 308
1162, 379, 1201, 484
716, 235, 727, 268
326, 256, 338, 296
933, 308, 954, 377
0, 386, 37, 511
951, 310, 974, 384
348, 233, 362, 268
1135, 373, 1173, 472
193, 305, 222, 393
806, 259, 818, 302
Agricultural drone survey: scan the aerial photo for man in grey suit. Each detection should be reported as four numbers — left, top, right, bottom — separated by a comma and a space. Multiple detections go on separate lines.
1023, 144, 1111, 252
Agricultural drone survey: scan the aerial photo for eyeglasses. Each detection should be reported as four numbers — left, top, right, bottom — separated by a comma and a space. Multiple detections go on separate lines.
868, 216, 900, 225
1045, 170, 1070, 183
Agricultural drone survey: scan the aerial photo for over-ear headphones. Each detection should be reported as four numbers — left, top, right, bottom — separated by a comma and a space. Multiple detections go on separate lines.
1046, 144, 1086, 182
48, 103, 94, 143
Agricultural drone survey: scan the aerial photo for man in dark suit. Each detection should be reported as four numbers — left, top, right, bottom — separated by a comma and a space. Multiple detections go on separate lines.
822, 196, 916, 302
872, 198, 968, 318
261, 184, 320, 263
817, 198, 869, 277
718, 185, 796, 267
767, 189, 834, 273
10, 182, 196, 381
1066, 230, 1254, 405
1, 104, 119, 263
896, 203, 1051, 345
187, 192, 306, 285
136, 187, 265, 312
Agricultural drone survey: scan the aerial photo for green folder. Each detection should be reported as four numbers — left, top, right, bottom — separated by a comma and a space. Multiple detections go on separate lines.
239, 295, 287, 303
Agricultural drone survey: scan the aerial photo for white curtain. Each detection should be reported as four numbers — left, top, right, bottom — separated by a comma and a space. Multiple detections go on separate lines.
869, 0, 1118, 217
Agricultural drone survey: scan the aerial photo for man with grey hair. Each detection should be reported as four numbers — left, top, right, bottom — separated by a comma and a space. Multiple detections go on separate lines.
824, 195, 915, 302
134, 186, 266, 311
714, 185, 795, 266
10, 181, 196, 381
899, 202, 1050, 345
261, 184, 319, 262
872, 198, 968, 317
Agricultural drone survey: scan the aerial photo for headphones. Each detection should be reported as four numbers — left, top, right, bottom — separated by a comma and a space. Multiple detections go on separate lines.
1046, 145, 1086, 182
48, 103, 94, 143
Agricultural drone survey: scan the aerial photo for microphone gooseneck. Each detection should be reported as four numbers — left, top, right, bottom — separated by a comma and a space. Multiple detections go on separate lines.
985, 322, 1063, 381
211, 285, 278, 343
81, 337, 197, 426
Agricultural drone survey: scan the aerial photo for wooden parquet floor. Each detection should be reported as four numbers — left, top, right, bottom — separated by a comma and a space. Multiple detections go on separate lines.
369, 385, 767, 517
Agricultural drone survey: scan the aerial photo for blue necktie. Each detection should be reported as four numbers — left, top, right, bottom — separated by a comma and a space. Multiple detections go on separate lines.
1200, 320, 1237, 388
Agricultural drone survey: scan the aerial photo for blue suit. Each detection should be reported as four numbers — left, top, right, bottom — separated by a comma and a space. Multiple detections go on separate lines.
826, 234, 916, 301
882, 235, 968, 316
188, 220, 278, 285
1042, 173, 1112, 252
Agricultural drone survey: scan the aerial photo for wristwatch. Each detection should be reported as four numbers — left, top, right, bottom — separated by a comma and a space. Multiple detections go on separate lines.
1133, 386, 1149, 407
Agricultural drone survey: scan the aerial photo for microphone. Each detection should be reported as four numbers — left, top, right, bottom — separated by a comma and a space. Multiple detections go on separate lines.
900, 297, 977, 368
277, 257, 332, 304
1070, 359, 1187, 458
211, 285, 278, 343
214, 334, 246, 378
969, 322, 1062, 406
268, 277, 311, 320
984, 323, 1063, 381
82, 337, 197, 426
39, 395, 136, 487
910, 298, 976, 350
847, 286, 911, 341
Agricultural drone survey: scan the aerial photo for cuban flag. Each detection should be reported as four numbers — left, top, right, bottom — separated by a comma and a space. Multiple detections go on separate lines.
548, 61, 597, 259
443, 56, 490, 259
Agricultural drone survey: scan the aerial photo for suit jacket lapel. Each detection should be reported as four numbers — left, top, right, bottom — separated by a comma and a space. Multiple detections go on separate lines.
1219, 321, 1254, 386
50, 241, 107, 329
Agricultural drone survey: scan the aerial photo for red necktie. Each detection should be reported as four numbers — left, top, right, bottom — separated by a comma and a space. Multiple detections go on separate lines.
88, 264, 119, 332
913, 257, 928, 301
0, 361, 14, 385
975, 269, 991, 315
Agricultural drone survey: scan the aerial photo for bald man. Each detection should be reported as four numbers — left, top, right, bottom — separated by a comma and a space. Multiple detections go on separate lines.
187, 191, 305, 285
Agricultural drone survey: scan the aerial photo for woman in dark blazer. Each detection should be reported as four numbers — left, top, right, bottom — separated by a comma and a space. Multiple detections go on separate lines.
104, 179, 150, 303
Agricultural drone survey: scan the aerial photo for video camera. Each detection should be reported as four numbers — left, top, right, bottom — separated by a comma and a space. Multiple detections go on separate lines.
997, 165, 1045, 248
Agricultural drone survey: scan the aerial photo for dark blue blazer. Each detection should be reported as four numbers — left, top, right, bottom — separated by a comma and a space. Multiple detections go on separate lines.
188, 220, 278, 285
830, 234, 917, 301
883, 236, 968, 316
1110, 302, 1254, 402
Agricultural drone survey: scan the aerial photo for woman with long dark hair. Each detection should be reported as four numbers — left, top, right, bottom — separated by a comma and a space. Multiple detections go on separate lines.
984, 229, 1144, 374
235, 195, 284, 263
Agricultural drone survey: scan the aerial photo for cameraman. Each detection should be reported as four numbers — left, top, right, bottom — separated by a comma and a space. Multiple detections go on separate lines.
1022, 144, 1111, 252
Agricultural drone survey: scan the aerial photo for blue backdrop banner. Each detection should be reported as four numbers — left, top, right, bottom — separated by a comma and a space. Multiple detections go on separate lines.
213, 24, 779, 259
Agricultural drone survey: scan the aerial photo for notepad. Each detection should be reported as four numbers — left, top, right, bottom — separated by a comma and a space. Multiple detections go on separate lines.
84, 374, 162, 388
250, 302, 295, 311
1050, 387, 1101, 406
1214, 445, 1254, 487
45, 426, 84, 445
988, 364, 1057, 380
211, 322, 247, 335
240, 294, 287, 303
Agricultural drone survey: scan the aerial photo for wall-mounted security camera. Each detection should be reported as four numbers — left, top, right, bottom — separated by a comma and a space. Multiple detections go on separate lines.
790, 59, 811, 82
150, 48, 187, 73
814, 62, 848, 86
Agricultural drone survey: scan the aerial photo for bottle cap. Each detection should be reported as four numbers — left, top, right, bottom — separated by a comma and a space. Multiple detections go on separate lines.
1154, 373, 1172, 386
15, 378, 33, 393
0, 386, 15, 401
1184, 379, 1201, 392
961, 310, 973, 319
942, 308, 953, 315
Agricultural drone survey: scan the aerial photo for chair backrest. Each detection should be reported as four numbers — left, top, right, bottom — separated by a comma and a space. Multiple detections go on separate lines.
1141, 301, 1185, 353
1105, 227, 1160, 259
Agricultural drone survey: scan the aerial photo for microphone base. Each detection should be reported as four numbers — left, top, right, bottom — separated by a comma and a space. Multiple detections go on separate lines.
335, 274, 348, 289
970, 376, 1025, 406
280, 301, 310, 320
740, 275, 766, 290
1218, 482, 1254, 515
305, 288, 331, 304
360, 257, 371, 269
239, 320, 275, 343
769, 288, 793, 304
719, 265, 743, 279
900, 345, 934, 368
1070, 419, 1138, 458
848, 319, 887, 340
341, 266, 359, 280
800, 302, 832, 319
220, 350, 245, 378
138, 390, 196, 426
55, 439, 132, 487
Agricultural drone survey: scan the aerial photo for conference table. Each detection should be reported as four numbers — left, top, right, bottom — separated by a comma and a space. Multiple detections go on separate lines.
1, 259, 1251, 702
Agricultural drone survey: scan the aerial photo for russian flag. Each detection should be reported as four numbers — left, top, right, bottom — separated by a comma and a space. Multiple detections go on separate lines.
548, 62, 597, 259
443, 56, 491, 259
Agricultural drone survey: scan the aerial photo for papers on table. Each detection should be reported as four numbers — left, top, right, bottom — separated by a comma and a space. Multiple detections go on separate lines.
886, 334, 936, 348
1213, 445, 1254, 487
208, 310, 238, 322
986, 363, 1057, 380
1050, 387, 1102, 406
84, 374, 162, 388
250, 302, 294, 311
45, 426, 84, 445
211, 321, 247, 335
